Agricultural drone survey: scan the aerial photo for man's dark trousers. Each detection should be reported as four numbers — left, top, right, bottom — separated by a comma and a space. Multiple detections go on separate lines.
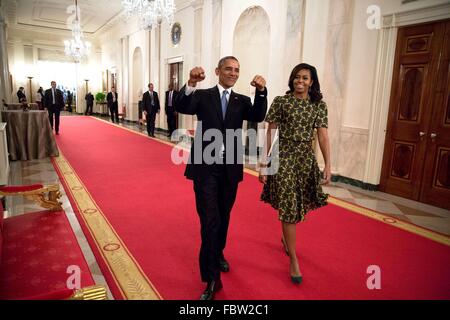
193, 163, 238, 282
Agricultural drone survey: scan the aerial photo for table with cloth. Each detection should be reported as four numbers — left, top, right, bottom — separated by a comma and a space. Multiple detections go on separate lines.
1, 110, 59, 160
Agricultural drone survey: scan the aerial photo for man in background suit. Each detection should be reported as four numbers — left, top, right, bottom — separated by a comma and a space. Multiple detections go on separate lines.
142, 83, 160, 137
175, 56, 267, 300
17, 87, 26, 103
67, 90, 73, 112
165, 83, 178, 138
107, 86, 119, 123
85, 92, 94, 115
44, 81, 65, 135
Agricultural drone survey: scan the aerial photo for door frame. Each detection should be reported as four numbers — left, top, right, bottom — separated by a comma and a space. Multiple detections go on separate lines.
364, 3, 450, 186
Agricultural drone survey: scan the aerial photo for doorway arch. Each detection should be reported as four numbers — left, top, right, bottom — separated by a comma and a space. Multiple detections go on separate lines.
233, 6, 271, 157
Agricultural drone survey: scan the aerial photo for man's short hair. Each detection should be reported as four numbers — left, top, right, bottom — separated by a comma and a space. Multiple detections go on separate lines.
217, 56, 239, 69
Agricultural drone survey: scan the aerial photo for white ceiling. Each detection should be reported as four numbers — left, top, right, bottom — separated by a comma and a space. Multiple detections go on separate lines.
10, 0, 124, 34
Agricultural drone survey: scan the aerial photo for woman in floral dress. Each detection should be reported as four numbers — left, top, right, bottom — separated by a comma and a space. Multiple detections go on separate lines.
259, 63, 331, 284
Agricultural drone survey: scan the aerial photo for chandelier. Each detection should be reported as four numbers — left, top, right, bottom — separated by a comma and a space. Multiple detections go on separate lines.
64, 0, 91, 63
122, 0, 175, 30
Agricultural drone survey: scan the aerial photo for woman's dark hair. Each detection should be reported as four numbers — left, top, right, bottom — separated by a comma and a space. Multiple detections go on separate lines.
286, 63, 323, 103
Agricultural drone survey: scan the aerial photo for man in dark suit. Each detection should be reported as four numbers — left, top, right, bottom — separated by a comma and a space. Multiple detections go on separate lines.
142, 83, 160, 137
85, 92, 94, 115
44, 81, 65, 135
165, 83, 178, 137
17, 87, 26, 103
107, 86, 119, 123
175, 56, 267, 300
67, 90, 73, 112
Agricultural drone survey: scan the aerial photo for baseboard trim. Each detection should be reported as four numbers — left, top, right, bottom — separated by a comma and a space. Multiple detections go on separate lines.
331, 174, 379, 191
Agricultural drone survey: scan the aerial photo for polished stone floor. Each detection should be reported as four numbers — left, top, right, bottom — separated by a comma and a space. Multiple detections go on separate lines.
2, 113, 449, 300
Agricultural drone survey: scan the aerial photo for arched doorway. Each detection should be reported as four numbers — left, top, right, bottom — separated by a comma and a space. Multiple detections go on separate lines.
131, 47, 143, 121
233, 6, 271, 158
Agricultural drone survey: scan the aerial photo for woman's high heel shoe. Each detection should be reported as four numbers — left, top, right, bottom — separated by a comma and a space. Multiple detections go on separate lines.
291, 275, 303, 285
281, 238, 289, 256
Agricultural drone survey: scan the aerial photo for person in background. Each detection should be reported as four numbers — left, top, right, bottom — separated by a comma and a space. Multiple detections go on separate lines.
36, 87, 44, 110
44, 81, 65, 135
67, 90, 73, 112
17, 87, 26, 103
165, 83, 179, 138
142, 83, 160, 137
85, 92, 94, 115
107, 86, 119, 123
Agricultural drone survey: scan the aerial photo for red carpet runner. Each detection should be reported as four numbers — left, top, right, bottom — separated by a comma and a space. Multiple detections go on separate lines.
52, 116, 450, 300
0, 210, 94, 299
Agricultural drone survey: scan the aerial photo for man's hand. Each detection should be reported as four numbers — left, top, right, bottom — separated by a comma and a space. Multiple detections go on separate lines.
143, 111, 147, 117
188, 67, 205, 87
251, 75, 266, 92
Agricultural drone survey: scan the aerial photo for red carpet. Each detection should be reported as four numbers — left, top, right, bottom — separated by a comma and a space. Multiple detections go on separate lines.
53, 116, 450, 300
0, 210, 94, 299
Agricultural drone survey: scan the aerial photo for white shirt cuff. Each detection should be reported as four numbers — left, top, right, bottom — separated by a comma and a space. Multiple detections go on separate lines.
184, 84, 196, 96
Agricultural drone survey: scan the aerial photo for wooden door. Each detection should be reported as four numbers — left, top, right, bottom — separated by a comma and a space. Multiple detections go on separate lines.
380, 20, 447, 208
419, 21, 450, 209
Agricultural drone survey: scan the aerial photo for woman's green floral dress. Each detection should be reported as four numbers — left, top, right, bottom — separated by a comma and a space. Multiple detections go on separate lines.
261, 94, 329, 224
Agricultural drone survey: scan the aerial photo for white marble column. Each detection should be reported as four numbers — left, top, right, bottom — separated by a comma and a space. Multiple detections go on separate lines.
319, 0, 354, 174
0, 15, 11, 110
201, 0, 213, 87
284, 0, 304, 82
211, 0, 222, 71
122, 36, 129, 120
182, 0, 204, 133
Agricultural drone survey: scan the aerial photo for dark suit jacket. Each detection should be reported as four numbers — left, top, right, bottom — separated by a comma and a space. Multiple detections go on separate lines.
85, 94, 94, 106
143, 91, 160, 115
44, 88, 64, 111
165, 90, 179, 114
106, 92, 118, 108
17, 90, 26, 103
175, 85, 268, 184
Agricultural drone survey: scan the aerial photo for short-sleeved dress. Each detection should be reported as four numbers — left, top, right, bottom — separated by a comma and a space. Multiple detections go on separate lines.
261, 94, 329, 224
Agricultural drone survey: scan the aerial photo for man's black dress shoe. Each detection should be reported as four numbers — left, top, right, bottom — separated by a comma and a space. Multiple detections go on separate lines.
220, 258, 230, 272
199, 279, 223, 300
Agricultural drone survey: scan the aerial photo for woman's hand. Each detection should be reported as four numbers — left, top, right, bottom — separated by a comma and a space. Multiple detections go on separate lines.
321, 166, 331, 185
